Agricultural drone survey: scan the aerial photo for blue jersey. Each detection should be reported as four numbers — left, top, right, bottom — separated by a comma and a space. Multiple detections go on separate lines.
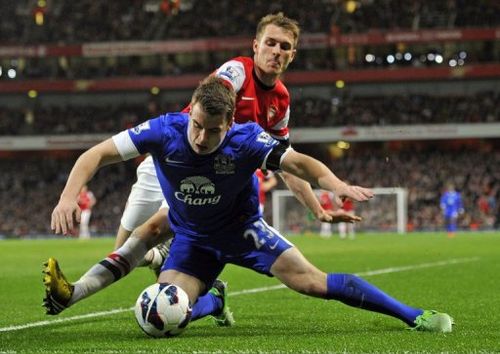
440, 191, 463, 217
113, 113, 279, 237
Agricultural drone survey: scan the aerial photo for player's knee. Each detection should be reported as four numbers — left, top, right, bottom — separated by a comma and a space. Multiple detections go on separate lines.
289, 275, 325, 297
280, 268, 326, 297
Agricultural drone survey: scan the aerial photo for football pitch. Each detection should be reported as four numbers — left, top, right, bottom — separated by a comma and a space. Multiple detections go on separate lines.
1, 232, 499, 353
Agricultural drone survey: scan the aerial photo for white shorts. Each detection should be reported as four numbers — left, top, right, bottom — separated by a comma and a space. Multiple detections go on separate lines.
120, 157, 169, 231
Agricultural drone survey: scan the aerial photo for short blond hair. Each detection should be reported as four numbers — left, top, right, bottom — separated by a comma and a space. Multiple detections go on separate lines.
256, 12, 300, 48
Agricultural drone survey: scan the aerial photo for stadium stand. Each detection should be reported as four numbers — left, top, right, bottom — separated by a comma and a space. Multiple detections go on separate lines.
1, 144, 498, 237
1, 92, 498, 135
1, 0, 498, 44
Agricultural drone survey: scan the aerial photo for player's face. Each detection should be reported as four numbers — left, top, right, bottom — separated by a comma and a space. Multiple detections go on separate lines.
253, 24, 296, 83
188, 103, 233, 155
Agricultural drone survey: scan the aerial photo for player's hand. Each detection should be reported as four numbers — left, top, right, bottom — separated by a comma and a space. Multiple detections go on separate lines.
51, 197, 81, 235
333, 184, 373, 206
317, 209, 362, 224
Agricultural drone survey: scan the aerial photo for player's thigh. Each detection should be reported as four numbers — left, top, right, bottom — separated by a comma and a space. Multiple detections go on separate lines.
228, 218, 294, 276
270, 247, 327, 297
162, 237, 224, 296
120, 183, 165, 231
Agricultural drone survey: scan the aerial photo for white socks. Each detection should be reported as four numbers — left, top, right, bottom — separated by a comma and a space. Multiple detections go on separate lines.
70, 236, 148, 305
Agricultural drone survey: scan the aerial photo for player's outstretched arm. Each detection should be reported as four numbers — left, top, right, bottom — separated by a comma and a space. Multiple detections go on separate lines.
278, 171, 326, 220
280, 150, 373, 206
281, 171, 362, 223
51, 139, 123, 235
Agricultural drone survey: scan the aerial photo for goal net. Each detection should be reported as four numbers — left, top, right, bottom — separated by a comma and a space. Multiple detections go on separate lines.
271, 187, 408, 235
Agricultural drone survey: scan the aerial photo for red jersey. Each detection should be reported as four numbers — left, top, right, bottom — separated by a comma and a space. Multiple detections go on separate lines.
255, 169, 275, 205
215, 57, 290, 141
319, 191, 334, 211
183, 57, 291, 142
342, 198, 354, 212
78, 190, 94, 211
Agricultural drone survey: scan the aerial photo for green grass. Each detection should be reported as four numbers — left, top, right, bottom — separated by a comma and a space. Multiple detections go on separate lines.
1, 232, 499, 353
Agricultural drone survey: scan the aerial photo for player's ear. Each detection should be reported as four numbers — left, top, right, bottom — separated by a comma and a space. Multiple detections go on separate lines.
253, 38, 259, 54
227, 117, 234, 129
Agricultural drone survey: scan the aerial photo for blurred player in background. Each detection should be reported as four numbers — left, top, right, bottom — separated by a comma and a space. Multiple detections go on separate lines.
440, 183, 463, 238
77, 185, 96, 239
338, 197, 355, 240
256, 169, 277, 213
319, 191, 333, 238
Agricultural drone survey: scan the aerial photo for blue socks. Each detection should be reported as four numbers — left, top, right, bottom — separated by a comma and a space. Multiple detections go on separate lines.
189, 274, 423, 325
327, 273, 423, 326
190, 292, 223, 321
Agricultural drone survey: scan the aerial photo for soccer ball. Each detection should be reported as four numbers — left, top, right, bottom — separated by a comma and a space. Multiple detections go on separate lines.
134, 283, 192, 337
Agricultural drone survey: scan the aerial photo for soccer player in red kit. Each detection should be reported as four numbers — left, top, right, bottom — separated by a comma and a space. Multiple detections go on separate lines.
338, 198, 356, 239
77, 185, 96, 239
255, 169, 278, 213
319, 191, 334, 238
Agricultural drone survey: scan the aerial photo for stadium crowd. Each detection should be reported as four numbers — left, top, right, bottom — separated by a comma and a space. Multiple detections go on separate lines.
1, 0, 498, 44
0, 145, 498, 238
3, 42, 496, 81
1, 92, 497, 136
290, 91, 500, 127
0, 101, 183, 135
0, 156, 137, 238
333, 146, 499, 232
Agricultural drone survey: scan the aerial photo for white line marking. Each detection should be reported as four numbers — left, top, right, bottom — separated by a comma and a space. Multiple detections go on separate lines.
228, 257, 480, 296
0, 308, 131, 333
0, 257, 479, 332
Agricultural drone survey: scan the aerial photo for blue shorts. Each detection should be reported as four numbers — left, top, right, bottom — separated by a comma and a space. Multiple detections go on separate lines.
162, 218, 294, 291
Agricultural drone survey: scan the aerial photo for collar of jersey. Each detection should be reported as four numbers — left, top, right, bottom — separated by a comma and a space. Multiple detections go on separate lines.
252, 69, 276, 91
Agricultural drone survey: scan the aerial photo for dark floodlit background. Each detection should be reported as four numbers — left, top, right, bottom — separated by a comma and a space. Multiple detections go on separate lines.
0, 0, 498, 237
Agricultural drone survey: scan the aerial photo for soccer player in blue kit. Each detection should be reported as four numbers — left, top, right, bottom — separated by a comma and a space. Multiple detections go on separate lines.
440, 183, 464, 238
49, 77, 453, 333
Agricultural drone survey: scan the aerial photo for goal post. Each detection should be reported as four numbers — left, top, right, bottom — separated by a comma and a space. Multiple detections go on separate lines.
271, 187, 408, 234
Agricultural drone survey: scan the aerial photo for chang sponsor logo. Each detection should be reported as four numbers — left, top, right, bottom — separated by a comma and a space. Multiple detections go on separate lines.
174, 176, 221, 206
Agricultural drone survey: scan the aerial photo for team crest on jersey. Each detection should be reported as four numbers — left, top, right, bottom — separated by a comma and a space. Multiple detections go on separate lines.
267, 105, 277, 122
174, 176, 221, 206
219, 66, 240, 83
131, 121, 151, 135
214, 154, 235, 174
256, 131, 274, 146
